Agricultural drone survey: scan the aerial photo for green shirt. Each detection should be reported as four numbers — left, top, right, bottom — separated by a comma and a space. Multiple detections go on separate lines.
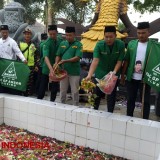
39, 40, 46, 67
42, 37, 62, 75
94, 39, 125, 79
56, 40, 83, 76
125, 39, 154, 81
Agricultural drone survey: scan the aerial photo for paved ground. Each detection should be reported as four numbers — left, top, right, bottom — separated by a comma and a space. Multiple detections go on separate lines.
33, 91, 160, 122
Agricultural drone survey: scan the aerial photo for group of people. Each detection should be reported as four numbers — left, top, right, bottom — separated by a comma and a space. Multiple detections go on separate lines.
0, 21, 159, 120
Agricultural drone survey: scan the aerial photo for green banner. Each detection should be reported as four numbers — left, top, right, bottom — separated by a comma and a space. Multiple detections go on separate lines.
0, 58, 30, 91
143, 43, 160, 92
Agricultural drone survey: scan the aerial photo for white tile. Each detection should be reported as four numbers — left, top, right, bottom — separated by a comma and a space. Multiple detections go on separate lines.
86, 139, 98, 150
112, 119, 126, 135
28, 102, 37, 114
54, 120, 65, 132
156, 129, 160, 144
124, 150, 139, 160
4, 98, 19, 110
55, 131, 65, 141
98, 130, 111, 145
46, 106, 56, 119
99, 117, 112, 132
71, 110, 77, 123
55, 107, 65, 121
36, 104, 46, 116
28, 124, 36, 133
45, 128, 54, 138
0, 118, 3, 124
76, 111, 88, 126
98, 143, 111, 154
12, 120, 20, 128
65, 110, 72, 122
19, 112, 28, 123
65, 122, 76, 135
155, 144, 160, 160
19, 100, 28, 112
75, 137, 86, 147
65, 108, 77, 122
138, 154, 154, 160
0, 108, 4, 116
36, 115, 46, 127
19, 122, 28, 130
4, 108, 12, 118
111, 133, 125, 148
111, 146, 124, 158
28, 113, 36, 125
36, 126, 45, 136
139, 140, 156, 157
125, 136, 140, 153
45, 117, 55, 130
141, 125, 158, 142
110, 114, 130, 135
0, 97, 4, 108
126, 121, 141, 139
87, 114, 100, 129
65, 134, 75, 144
87, 127, 98, 141
76, 125, 87, 138
4, 118, 12, 126
12, 110, 19, 121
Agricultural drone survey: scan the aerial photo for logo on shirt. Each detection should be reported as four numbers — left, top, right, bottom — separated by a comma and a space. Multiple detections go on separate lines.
152, 63, 160, 75
72, 46, 78, 49
61, 45, 66, 48
2, 62, 17, 79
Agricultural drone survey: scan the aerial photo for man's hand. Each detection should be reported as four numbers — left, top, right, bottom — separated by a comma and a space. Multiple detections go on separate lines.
23, 60, 27, 64
58, 60, 66, 65
85, 75, 92, 81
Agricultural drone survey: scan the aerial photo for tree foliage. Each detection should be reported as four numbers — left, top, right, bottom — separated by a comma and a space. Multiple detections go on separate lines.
14, 0, 44, 24
1, 0, 160, 25
127, 0, 160, 13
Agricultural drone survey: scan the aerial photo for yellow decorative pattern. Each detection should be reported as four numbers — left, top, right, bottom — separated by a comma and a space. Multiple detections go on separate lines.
81, 0, 128, 52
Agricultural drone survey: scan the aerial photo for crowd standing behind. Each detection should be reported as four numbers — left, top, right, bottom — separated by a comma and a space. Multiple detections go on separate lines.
0, 22, 159, 120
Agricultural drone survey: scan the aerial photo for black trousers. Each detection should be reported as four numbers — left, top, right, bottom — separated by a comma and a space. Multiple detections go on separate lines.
37, 74, 59, 102
126, 79, 151, 119
94, 80, 118, 113
155, 92, 160, 116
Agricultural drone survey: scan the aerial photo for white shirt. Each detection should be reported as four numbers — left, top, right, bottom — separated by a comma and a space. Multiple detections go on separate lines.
0, 37, 26, 61
132, 42, 148, 80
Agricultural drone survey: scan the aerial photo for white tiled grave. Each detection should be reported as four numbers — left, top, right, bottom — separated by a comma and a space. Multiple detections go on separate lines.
0, 94, 160, 160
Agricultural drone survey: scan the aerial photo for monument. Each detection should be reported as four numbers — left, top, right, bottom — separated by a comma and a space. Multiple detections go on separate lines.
0, 1, 39, 43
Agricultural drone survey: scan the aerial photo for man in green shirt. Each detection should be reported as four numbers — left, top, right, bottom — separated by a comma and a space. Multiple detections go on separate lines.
86, 26, 125, 112
36, 33, 48, 94
37, 25, 62, 101
121, 22, 156, 119
55, 26, 83, 106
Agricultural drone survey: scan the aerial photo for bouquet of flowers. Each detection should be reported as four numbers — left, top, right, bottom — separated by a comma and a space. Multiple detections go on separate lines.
49, 64, 67, 82
80, 79, 97, 107
96, 72, 118, 95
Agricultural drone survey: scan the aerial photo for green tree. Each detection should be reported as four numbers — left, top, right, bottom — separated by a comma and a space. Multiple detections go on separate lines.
14, 0, 44, 24
127, 0, 160, 13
